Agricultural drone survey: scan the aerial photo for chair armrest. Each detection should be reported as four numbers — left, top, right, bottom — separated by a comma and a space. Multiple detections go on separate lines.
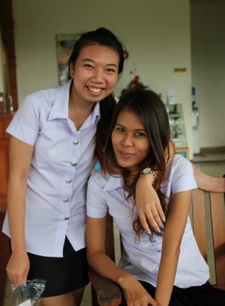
88, 267, 122, 306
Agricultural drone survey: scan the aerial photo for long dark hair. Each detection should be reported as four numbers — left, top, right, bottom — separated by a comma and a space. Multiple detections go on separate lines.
69, 28, 125, 164
103, 88, 172, 238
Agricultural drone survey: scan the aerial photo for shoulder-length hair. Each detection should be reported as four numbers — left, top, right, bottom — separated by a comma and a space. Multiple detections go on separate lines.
102, 88, 172, 238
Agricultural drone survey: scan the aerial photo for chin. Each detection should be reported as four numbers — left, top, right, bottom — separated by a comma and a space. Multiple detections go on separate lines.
117, 162, 134, 170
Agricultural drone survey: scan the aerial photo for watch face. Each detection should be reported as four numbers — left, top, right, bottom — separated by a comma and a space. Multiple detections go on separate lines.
142, 167, 151, 174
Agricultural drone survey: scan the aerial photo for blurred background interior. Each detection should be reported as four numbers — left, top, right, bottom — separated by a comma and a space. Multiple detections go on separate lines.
0, 0, 224, 305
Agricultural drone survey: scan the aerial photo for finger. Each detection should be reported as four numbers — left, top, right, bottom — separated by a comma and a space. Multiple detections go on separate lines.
148, 296, 159, 306
141, 200, 166, 229
139, 209, 162, 233
151, 208, 165, 230
7, 268, 17, 284
147, 198, 166, 226
22, 267, 29, 285
16, 277, 25, 286
155, 203, 166, 223
138, 212, 151, 233
149, 195, 166, 222
8, 268, 28, 286
10, 273, 23, 286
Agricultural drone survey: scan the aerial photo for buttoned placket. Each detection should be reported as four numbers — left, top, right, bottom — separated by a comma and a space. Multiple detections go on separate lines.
62, 130, 81, 221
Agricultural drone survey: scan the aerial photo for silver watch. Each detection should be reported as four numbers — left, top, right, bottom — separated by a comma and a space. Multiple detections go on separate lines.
140, 167, 156, 183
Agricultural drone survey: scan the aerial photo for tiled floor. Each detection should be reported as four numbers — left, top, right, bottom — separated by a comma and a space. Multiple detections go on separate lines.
3, 152, 225, 306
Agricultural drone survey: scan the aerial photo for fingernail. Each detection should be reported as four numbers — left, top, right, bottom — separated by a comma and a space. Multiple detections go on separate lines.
156, 231, 162, 236
162, 218, 166, 223
146, 231, 151, 237
160, 226, 164, 232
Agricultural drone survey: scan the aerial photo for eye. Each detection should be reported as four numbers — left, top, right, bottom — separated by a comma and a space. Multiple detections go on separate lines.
115, 126, 125, 133
83, 63, 93, 69
135, 131, 146, 137
105, 64, 118, 74
106, 68, 116, 73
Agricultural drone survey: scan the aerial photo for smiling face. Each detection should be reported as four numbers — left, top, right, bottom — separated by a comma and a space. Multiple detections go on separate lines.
111, 109, 150, 171
70, 44, 119, 107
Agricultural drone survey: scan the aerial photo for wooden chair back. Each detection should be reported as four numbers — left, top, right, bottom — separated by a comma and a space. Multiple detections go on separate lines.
191, 164, 225, 290
89, 164, 225, 305
89, 214, 122, 306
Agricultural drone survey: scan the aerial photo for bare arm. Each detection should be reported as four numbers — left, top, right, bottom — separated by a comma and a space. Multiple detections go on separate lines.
6, 136, 34, 285
135, 174, 165, 234
135, 141, 175, 234
154, 190, 192, 306
86, 216, 159, 306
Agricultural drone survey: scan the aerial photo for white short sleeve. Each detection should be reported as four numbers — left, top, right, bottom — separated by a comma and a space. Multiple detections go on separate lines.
87, 171, 108, 218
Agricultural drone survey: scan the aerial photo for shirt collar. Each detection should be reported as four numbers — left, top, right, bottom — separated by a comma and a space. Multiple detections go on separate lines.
48, 80, 101, 123
85, 100, 100, 127
104, 174, 124, 191
48, 80, 71, 120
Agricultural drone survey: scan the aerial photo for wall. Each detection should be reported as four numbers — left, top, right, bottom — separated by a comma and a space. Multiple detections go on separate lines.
12, 0, 193, 157
191, 2, 225, 149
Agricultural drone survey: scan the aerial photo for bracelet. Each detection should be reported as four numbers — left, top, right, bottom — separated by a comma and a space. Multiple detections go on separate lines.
140, 167, 156, 184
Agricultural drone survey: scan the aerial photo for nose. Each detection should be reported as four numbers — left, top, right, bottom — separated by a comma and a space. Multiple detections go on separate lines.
121, 133, 133, 146
92, 68, 104, 83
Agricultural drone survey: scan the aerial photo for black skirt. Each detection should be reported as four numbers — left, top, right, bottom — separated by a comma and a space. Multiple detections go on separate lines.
27, 237, 89, 297
120, 280, 225, 306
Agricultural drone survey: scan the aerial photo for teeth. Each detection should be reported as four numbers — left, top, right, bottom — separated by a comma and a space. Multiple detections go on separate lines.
89, 87, 102, 93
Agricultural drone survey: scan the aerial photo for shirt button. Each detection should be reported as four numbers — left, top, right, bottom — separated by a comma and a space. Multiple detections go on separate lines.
71, 162, 77, 167
64, 215, 69, 220
63, 198, 69, 202
73, 140, 79, 145
65, 178, 72, 184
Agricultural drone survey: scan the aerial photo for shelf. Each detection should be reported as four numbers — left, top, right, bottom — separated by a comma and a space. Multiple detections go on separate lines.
167, 103, 189, 158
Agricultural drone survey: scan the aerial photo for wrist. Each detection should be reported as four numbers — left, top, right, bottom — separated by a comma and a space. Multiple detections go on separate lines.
140, 167, 156, 184
117, 273, 135, 289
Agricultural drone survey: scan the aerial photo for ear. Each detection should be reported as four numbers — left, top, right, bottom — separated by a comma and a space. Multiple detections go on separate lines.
70, 63, 74, 77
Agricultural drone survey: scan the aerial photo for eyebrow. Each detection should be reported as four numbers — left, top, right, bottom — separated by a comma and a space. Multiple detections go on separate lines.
81, 58, 118, 68
115, 123, 146, 131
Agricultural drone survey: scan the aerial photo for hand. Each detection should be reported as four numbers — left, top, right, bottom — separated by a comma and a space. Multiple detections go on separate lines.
119, 274, 158, 306
6, 250, 30, 285
136, 174, 165, 234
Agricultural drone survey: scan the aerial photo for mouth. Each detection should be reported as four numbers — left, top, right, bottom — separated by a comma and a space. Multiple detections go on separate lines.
119, 150, 134, 158
87, 86, 104, 94
116, 150, 136, 170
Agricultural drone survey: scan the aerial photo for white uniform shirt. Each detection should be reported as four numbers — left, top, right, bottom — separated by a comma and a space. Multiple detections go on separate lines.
86, 154, 210, 288
3, 80, 100, 257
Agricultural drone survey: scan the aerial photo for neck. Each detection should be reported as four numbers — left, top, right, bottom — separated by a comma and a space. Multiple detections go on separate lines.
69, 88, 96, 130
